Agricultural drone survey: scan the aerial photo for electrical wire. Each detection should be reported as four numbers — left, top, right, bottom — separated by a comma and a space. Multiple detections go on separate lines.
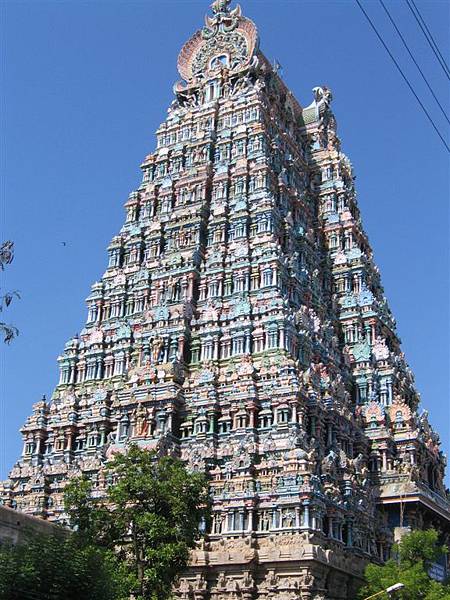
379, 0, 450, 126
406, 0, 450, 80
355, 0, 450, 153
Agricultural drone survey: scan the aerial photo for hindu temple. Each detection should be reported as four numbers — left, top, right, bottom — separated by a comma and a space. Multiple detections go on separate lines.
2, 1, 449, 598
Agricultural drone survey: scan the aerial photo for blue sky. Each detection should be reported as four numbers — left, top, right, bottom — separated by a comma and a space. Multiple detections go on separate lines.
1, 0, 449, 483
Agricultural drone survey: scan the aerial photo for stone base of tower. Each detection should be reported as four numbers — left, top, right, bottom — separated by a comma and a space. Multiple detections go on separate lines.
174, 533, 367, 600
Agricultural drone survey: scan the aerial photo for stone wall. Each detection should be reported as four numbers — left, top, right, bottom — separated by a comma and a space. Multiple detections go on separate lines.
0, 505, 63, 546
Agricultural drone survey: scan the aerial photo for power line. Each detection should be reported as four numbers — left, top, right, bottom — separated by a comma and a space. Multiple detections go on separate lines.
379, 0, 450, 126
406, 0, 450, 80
355, 0, 450, 153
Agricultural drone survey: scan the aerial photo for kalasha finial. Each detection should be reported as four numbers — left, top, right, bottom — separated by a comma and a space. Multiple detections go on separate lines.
211, 0, 232, 14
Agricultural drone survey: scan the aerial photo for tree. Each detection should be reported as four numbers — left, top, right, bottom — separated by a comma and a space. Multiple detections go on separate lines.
0, 240, 19, 343
358, 529, 450, 599
64, 445, 210, 600
0, 529, 130, 600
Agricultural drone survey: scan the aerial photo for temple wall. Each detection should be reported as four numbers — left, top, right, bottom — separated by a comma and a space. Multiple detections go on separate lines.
0, 505, 62, 546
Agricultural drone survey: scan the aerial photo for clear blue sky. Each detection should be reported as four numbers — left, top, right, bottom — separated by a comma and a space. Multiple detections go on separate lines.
1, 0, 449, 483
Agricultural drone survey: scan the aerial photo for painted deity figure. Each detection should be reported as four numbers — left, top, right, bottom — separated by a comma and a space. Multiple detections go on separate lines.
151, 337, 164, 363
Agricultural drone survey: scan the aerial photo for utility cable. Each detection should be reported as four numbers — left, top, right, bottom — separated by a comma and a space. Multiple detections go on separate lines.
406, 0, 450, 80
379, 0, 450, 126
355, 0, 450, 153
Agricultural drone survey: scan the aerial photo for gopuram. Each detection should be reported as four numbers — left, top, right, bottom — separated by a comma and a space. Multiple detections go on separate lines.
2, 1, 449, 598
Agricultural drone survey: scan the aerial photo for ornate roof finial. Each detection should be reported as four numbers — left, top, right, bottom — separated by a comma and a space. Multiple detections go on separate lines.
211, 0, 232, 14
204, 0, 242, 34
177, 0, 257, 83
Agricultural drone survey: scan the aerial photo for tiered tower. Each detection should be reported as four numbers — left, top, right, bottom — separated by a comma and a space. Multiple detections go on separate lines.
2, 2, 449, 598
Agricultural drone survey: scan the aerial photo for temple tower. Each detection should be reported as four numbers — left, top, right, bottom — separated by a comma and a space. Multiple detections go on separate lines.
2, 2, 449, 598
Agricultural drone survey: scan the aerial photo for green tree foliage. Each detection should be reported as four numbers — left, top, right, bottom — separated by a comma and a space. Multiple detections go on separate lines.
0, 530, 130, 600
359, 529, 450, 599
0, 241, 20, 343
64, 445, 210, 600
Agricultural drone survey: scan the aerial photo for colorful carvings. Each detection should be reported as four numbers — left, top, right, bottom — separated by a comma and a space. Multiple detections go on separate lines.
1, 2, 449, 598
